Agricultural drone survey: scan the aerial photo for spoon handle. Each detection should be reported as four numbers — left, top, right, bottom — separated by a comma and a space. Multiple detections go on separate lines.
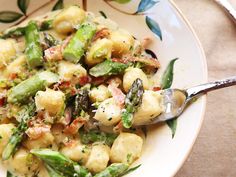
215, 0, 236, 24
186, 76, 236, 99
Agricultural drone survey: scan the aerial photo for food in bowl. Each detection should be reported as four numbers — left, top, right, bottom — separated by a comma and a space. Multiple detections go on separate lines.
0, 5, 164, 177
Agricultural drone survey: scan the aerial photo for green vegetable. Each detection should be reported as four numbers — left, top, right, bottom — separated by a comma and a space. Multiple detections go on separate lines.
161, 58, 178, 138
25, 21, 43, 68
6, 171, 16, 177
89, 60, 128, 77
0, 19, 53, 39
43, 32, 58, 47
7, 71, 59, 103
122, 78, 144, 128
2, 104, 36, 160
1, 26, 25, 39
45, 164, 64, 177
63, 23, 96, 63
79, 129, 117, 146
94, 163, 129, 177
31, 149, 92, 177
122, 164, 141, 176
39, 19, 53, 31
74, 89, 90, 115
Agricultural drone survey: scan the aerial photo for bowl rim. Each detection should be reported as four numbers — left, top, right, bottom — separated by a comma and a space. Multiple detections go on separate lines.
168, 0, 208, 176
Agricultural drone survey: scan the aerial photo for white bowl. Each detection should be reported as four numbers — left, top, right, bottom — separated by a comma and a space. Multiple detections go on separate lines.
0, 0, 207, 176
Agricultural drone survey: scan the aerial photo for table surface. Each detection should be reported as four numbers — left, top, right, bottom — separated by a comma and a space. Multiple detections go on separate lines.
173, 0, 236, 177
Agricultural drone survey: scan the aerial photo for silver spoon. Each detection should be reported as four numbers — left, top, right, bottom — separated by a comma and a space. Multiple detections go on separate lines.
215, 0, 236, 24
142, 76, 236, 125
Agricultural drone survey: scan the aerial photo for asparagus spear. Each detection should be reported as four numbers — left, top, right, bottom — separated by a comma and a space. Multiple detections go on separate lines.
79, 129, 117, 146
45, 164, 64, 177
30, 149, 92, 177
94, 163, 129, 177
122, 78, 144, 128
89, 60, 128, 77
7, 71, 59, 104
2, 104, 36, 160
25, 21, 43, 68
0, 19, 53, 39
74, 89, 90, 115
63, 23, 96, 63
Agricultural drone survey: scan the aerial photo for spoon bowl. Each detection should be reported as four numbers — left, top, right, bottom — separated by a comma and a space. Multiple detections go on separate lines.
141, 76, 236, 126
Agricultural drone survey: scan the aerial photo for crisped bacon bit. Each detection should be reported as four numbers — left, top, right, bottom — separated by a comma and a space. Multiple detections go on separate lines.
108, 84, 125, 107
79, 75, 91, 86
58, 81, 71, 89
153, 86, 161, 91
107, 77, 122, 87
91, 76, 107, 86
124, 55, 160, 68
9, 73, 17, 80
93, 28, 110, 41
64, 139, 77, 147
61, 35, 73, 49
141, 37, 152, 49
0, 97, 5, 107
64, 117, 86, 134
26, 124, 51, 140
113, 121, 123, 133
64, 107, 72, 125
111, 58, 129, 64
44, 45, 63, 61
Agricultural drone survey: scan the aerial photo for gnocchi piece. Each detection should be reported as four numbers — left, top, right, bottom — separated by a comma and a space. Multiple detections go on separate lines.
4, 55, 26, 78
110, 29, 134, 57
0, 124, 15, 156
9, 148, 40, 175
89, 85, 110, 103
58, 61, 87, 82
85, 143, 110, 173
133, 90, 163, 126
23, 132, 54, 150
51, 124, 73, 145
61, 141, 91, 164
53, 6, 86, 34
110, 133, 143, 164
123, 67, 149, 92
35, 88, 65, 116
0, 39, 16, 68
94, 98, 122, 126
86, 38, 113, 66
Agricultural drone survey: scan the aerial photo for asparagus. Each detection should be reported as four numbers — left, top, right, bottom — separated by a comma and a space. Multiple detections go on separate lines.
25, 21, 43, 68
79, 129, 117, 146
45, 164, 64, 177
94, 163, 129, 177
30, 149, 92, 177
1, 19, 53, 39
7, 71, 59, 104
122, 78, 144, 128
43, 32, 59, 48
89, 60, 128, 77
63, 23, 96, 63
74, 89, 90, 115
2, 104, 36, 160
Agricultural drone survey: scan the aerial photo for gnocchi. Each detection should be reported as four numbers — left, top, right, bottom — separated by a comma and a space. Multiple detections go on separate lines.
0, 124, 15, 156
53, 6, 86, 34
86, 38, 113, 66
89, 85, 111, 103
94, 98, 122, 126
110, 133, 143, 164
35, 88, 65, 116
123, 67, 149, 92
110, 29, 135, 57
85, 143, 110, 173
0, 39, 16, 68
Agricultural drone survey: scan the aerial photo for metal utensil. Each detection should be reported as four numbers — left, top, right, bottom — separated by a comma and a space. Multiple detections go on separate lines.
215, 0, 236, 23
142, 76, 236, 125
